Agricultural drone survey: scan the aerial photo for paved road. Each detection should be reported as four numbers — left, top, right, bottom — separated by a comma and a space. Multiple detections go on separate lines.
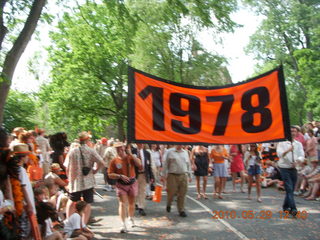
89, 174, 320, 240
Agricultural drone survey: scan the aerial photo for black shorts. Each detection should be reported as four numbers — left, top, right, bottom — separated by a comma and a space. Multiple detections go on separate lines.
69, 188, 94, 203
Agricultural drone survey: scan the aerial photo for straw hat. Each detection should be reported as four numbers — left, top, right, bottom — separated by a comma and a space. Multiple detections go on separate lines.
51, 163, 61, 171
78, 131, 92, 141
12, 127, 25, 136
13, 143, 30, 155
114, 141, 124, 148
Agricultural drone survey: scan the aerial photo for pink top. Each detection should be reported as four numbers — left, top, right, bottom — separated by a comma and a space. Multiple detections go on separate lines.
295, 132, 306, 149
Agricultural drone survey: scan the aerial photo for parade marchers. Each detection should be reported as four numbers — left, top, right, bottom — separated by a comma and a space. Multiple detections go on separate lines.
0, 122, 320, 239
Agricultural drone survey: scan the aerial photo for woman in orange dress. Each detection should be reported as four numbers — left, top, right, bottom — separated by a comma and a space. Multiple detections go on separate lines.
210, 145, 229, 199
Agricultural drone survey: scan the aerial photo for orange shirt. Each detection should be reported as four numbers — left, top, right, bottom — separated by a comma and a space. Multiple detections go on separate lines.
108, 155, 136, 178
210, 148, 229, 164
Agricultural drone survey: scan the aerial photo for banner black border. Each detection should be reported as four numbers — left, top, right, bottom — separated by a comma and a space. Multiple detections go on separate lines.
127, 65, 291, 144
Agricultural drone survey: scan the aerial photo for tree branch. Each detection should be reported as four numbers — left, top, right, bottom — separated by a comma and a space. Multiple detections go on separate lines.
2, 0, 46, 82
0, 0, 8, 51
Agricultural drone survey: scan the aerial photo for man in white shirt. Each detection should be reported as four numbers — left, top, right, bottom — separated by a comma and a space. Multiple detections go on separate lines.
162, 145, 192, 217
277, 126, 305, 217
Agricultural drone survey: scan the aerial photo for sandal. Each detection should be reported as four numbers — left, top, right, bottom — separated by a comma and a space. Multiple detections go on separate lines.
305, 197, 315, 201
88, 217, 103, 225
196, 194, 201, 200
201, 193, 208, 199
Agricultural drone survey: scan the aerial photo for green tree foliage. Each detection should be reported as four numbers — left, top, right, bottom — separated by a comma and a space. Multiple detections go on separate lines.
129, 0, 234, 85
3, 90, 37, 132
39, 0, 237, 140
244, 0, 320, 124
39, 1, 137, 140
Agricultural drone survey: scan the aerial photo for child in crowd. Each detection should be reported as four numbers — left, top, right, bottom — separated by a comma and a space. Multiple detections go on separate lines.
34, 185, 49, 205
45, 163, 68, 192
261, 160, 283, 188
36, 201, 63, 240
45, 179, 61, 209
63, 200, 94, 240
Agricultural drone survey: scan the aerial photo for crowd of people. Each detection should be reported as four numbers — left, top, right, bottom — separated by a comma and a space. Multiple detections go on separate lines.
0, 121, 319, 238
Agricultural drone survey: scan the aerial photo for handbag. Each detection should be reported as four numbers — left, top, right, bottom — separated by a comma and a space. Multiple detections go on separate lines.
118, 177, 136, 185
106, 168, 117, 185
82, 167, 91, 176
79, 147, 91, 176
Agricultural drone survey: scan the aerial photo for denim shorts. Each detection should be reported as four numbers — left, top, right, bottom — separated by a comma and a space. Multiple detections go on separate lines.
248, 165, 261, 176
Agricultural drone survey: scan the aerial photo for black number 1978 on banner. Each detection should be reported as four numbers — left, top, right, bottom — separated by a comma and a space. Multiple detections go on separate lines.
128, 66, 291, 145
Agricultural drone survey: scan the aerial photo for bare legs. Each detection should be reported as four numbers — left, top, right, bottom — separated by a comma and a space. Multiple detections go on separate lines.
214, 177, 226, 199
196, 176, 208, 199
196, 176, 201, 199
66, 199, 75, 218
66, 199, 91, 224
248, 174, 262, 202
118, 194, 136, 232
119, 195, 128, 224
231, 171, 246, 192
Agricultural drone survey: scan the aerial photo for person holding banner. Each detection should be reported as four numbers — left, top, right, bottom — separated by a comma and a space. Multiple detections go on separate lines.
162, 145, 192, 217
244, 144, 262, 202
210, 145, 229, 199
190, 145, 209, 199
277, 126, 305, 217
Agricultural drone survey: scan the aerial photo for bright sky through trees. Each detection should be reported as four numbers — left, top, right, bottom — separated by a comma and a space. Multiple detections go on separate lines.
11, 4, 262, 92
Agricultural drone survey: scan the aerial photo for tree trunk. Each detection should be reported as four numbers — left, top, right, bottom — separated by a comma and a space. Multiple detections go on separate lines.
0, 0, 46, 124
116, 115, 126, 141
307, 111, 313, 122
0, 0, 8, 51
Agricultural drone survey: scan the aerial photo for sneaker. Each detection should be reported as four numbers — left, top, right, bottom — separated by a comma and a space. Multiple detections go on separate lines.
120, 226, 128, 233
179, 211, 187, 217
166, 206, 171, 213
128, 218, 136, 228
138, 208, 146, 216
293, 191, 300, 196
103, 185, 111, 191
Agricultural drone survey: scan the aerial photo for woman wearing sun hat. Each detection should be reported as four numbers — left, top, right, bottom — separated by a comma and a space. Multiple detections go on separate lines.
108, 142, 142, 233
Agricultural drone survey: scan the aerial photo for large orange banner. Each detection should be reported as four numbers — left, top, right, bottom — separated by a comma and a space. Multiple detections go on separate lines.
127, 66, 291, 144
